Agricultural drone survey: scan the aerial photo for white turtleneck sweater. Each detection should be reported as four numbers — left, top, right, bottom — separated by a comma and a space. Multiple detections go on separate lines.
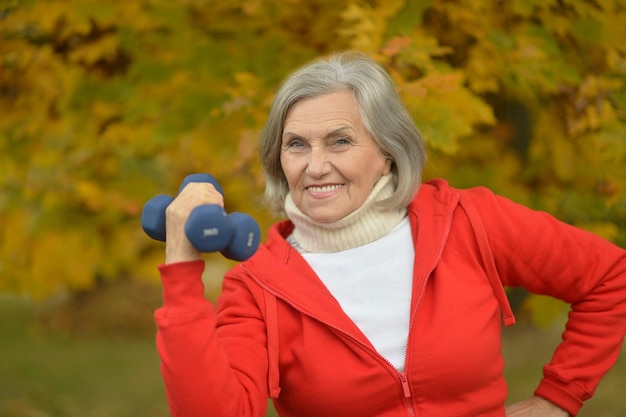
284, 175, 415, 371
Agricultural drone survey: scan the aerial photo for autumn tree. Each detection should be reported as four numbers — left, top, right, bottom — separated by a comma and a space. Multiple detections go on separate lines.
1, 0, 624, 323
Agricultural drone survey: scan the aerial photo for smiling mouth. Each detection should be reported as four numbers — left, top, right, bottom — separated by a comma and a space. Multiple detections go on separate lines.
306, 184, 344, 193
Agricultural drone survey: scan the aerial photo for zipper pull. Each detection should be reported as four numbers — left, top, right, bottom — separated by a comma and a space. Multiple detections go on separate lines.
399, 372, 411, 398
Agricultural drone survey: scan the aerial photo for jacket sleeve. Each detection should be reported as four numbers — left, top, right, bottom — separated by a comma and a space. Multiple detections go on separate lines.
154, 260, 269, 417
469, 187, 626, 416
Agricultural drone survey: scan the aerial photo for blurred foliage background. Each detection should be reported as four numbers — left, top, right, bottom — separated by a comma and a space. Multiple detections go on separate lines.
1, 0, 625, 416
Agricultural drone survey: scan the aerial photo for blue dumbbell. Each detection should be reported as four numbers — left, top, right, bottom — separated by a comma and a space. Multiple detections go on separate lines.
141, 174, 261, 261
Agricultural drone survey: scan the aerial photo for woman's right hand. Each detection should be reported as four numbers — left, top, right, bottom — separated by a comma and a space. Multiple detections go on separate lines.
164, 181, 225, 264
505, 397, 569, 417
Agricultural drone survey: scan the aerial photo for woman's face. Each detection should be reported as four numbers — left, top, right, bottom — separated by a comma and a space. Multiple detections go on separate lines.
280, 90, 391, 223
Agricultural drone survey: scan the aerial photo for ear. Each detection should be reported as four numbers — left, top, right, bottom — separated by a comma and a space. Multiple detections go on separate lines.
382, 156, 393, 175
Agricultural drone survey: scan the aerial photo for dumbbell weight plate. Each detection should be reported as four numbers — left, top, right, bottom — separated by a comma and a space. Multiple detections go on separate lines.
141, 194, 175, 242
184, 204, 234, 252
220, 212, 261, 261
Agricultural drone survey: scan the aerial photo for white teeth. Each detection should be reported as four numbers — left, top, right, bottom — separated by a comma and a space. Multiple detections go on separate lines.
308, 185, 342, 193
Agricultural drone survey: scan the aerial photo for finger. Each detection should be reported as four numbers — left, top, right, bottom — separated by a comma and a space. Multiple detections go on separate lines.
177, 182, 224, 207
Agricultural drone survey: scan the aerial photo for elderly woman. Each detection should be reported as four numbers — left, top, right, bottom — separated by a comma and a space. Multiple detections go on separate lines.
156, 52, 626, 417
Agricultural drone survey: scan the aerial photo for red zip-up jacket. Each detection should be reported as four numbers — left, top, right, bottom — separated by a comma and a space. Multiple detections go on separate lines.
155, 179, 626, 417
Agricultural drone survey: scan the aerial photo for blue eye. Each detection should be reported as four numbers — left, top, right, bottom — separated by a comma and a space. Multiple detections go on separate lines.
332, 137, 352, 147
284, 139, 305, 150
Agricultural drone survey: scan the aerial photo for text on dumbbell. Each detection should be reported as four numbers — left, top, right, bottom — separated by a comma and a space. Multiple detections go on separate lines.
203, 228, 220, 237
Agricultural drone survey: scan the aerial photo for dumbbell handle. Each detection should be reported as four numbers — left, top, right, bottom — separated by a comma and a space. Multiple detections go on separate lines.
141, 174, 222, 242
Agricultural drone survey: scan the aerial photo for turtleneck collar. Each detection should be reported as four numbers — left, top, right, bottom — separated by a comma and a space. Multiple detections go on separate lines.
284, 174, 407, 253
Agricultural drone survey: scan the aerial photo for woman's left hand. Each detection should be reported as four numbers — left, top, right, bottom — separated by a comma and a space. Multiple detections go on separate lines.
505, 396, 569, 417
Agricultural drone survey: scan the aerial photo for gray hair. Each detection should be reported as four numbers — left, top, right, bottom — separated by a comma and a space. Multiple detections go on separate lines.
259, 51, 427, 214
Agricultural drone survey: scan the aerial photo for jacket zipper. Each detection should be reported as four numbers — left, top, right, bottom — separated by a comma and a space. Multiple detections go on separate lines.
398, 263, 438, 417
399, 200, 457, 417
399, 372, 416, 417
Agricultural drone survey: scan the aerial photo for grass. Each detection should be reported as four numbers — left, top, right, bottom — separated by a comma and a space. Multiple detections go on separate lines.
0, 294, 169, 417
1, 294, 624, 417
0, 337, 169, 417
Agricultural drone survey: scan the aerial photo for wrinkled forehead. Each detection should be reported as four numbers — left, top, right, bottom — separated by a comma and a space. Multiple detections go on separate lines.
283, 90, 363, 133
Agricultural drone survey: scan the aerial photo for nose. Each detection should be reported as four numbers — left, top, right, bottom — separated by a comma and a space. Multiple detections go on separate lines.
305, 145, 331, 178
